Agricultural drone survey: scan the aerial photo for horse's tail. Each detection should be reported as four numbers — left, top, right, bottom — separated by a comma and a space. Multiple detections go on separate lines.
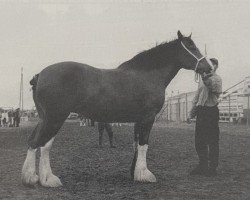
30, 74, 39, 92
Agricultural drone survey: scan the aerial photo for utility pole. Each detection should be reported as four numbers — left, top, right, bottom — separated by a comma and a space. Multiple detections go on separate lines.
185, 93, 188, 121
247, 95, 250, 126
19, 67, 24, 111
228, 94, 231, 124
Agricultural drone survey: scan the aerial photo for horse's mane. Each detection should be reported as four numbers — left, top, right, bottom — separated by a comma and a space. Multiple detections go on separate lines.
118, 38, 179, 70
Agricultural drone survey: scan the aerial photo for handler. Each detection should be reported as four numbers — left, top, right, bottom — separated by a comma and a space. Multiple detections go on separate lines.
98, 122, 116, 148
188, 58, 222, 177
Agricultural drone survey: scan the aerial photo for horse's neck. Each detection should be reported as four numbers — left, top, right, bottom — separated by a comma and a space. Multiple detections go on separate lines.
149, 65, 180, 88
144, 43, 180, 87
118, 40, 181, 87
163, 65, 180, 87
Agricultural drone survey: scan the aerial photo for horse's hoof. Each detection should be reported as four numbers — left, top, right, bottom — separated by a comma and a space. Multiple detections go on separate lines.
134, 168, 157, 183
40, 173, 62, 187
21, 172, 39, 186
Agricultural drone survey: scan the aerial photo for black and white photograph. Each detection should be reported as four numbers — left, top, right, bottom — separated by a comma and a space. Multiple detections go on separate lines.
0, 0, 250, 199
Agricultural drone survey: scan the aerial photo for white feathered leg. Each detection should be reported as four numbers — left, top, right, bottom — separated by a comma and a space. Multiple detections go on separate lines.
21, 148, 39, 186
39, 137, 62, 187
134, 144, 156, 182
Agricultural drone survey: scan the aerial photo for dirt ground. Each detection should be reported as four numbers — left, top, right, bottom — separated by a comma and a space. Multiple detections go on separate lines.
0, 121, 250, 200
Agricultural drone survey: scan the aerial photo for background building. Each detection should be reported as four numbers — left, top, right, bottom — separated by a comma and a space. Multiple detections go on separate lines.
157, 76, 250, 124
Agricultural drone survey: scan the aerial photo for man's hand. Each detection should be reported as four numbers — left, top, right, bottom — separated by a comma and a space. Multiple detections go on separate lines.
201, 72, 213, 80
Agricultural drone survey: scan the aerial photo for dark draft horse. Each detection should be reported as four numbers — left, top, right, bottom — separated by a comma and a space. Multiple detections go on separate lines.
21, 31, 212, 187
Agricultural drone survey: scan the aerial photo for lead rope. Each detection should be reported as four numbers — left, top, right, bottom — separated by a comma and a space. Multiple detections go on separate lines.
196, 44, 207, 84
180, 41, 206, 84
195, 72, 200, 83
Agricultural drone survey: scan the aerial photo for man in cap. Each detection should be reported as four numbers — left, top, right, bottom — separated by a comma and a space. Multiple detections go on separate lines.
188, 58, 222, 177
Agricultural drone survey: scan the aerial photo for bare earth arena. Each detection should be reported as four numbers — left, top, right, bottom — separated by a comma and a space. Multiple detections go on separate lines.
0, 120, 249, 200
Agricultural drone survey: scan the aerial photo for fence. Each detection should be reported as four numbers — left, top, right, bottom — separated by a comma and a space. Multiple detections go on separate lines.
156, 91, 196, 122
156, 90, 250, 124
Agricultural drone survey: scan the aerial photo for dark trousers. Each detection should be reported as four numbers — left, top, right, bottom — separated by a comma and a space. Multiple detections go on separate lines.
14, 117, 20, 127
195, 106, 220, 169
98, 123, 113, 146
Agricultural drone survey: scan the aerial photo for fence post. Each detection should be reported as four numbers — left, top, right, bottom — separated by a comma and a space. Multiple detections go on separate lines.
178, 98, 180, 122
170, 94, 172, 122
166, 100, 168, 123
247, 95, 250, 126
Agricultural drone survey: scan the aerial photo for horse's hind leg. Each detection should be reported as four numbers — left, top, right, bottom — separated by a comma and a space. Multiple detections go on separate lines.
21, 147, 39, 186
22, 91, 44, 186
21, 122, 42, 186
22, 113, 67, 187
36, 118, 67, 187
39, 136, 62, 187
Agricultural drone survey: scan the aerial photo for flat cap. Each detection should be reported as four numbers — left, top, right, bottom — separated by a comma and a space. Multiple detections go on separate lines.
210, 58, 218, 66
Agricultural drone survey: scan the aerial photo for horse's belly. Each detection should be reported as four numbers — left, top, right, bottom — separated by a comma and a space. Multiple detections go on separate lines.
81, 102, 142, 123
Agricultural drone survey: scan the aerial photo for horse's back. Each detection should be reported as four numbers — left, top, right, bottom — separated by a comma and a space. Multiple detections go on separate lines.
35, 62, 100, 113
39, 61, 96, 80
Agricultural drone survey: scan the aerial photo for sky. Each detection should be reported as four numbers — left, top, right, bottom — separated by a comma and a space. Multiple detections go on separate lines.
0, 0, 250, 109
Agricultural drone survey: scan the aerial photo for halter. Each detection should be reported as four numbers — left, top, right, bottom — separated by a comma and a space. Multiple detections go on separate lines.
181, 41, 206, 82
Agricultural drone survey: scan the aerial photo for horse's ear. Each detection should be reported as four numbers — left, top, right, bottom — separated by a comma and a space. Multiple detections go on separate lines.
188, 32, 192, 38
177, 30, 183, 40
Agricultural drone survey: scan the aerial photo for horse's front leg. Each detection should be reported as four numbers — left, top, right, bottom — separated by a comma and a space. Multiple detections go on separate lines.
132, 119, 156, 182
132, 123, 140, 152
131, 123, 140, 178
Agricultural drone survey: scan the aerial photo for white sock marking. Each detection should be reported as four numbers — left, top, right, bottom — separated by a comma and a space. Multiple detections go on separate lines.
21, 148, 39, 185
134, 144, 156, 182
39, 137, 62, 187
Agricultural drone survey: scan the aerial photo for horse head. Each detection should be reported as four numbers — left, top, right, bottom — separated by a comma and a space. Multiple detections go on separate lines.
177, 30, 212, 74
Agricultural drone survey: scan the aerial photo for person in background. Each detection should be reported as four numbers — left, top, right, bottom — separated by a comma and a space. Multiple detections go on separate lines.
8, 110, 14, 127
14, 108, 21, 127
3, 117, 7, 127
98, 122, 116, 148
188, 58, 222, 177
79, 114, 86, 126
